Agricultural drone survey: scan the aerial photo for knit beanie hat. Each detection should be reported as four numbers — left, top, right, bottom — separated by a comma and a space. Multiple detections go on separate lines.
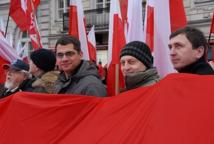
120, 41, 153, 68
30, 49, 56, 72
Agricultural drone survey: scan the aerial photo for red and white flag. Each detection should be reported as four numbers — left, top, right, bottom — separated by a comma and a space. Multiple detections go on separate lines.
10, 0, 42, 49
107, 0, 126, 96
126, 0, 144, 42
69, 0, 89, 60
28, 0, 42, 49
0, 33, 19, 62
28, 13, 43, 49
10, 0, 31, 31
87, 25, 97, 62
144, 0, 186, 77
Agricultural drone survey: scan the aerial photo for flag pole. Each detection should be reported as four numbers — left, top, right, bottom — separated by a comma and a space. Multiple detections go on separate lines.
115, 64, 120, 95
4, 8, 11, 38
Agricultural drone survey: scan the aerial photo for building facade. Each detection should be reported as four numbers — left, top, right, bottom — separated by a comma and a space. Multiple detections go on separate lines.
0, 0, 213, 64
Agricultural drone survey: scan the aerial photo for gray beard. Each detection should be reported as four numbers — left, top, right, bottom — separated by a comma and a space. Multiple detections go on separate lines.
4, 80, 16, 90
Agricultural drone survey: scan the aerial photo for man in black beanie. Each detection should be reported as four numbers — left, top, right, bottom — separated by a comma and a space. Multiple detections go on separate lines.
28, 48, 59, 93
120, 41, 160, 91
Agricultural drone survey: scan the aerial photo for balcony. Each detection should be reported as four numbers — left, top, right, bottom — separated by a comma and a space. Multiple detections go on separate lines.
63, 7, 110, 32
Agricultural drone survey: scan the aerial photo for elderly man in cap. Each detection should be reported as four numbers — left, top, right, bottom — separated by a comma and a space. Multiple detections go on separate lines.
120, 41, 160, 91
0, 59, 29, 99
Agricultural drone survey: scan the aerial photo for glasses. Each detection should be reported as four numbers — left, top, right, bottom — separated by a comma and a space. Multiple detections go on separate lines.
56, 51, 76, 59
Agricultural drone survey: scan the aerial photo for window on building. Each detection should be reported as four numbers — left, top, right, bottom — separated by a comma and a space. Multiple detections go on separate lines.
194, 0, 214, 4
20, 31, 33, 57
96, 0, 110, 13
56, 0, 70, 20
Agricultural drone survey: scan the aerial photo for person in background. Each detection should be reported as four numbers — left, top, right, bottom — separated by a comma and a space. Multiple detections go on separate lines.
29, 48, 59, 93
97, 61, 105, 83
54, 35, 106, 97
120, 41, 160, 91
168, 26, 214, 74
0, 59, 29, 98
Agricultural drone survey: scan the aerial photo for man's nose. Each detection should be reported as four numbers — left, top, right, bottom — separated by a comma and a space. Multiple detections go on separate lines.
170, 47, 176, 55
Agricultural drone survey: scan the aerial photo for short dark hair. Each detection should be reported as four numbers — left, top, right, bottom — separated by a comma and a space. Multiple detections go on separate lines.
170, 27, 208, 58
55, 35, 81, 53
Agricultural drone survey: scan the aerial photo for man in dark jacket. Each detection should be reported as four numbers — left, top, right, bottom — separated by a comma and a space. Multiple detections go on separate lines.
120, 41, 160, 91
0, 59, 29, 99
54, 35, 106, 97
168, 26, 214, 75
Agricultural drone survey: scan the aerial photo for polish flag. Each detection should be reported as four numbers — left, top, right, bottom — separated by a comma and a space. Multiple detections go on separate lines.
0, 33, 20, 83
69, 0, 89, 60
87, 25, 97, 62
107, 0, 126, 96
126, 0, 144, 43
144, 0, 186, 77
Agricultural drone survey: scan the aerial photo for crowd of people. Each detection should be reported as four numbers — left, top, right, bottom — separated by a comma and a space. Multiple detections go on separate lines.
0, 26, 214, 98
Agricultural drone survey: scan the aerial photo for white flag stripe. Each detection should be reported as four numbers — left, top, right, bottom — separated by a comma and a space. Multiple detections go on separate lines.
153, 0, 175, 76
107, 0, 122, 66
88, 25, 96, 47
0, 17, 5, 34
126, 0, 144, 43
0, 33, 19, 62
70, 0, 89, 60
21, 0, 27, 13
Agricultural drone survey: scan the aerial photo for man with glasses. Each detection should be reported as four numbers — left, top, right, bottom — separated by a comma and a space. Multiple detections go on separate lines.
54, 35, 106, 97
0, 59, 29, 99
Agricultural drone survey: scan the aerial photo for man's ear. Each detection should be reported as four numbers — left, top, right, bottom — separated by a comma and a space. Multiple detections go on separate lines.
195, 46, 205, 59
79, 51, 83, 57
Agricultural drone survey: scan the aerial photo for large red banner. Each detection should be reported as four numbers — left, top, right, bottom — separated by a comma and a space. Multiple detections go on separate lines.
0, 74, 214, 144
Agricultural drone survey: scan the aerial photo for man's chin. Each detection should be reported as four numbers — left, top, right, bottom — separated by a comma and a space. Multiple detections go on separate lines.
4, 81, 14, 90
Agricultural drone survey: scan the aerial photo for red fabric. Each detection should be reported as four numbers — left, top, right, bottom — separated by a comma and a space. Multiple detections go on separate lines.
170, 0, 187, 32
0, 57, 8, 83
69, 5, 79, 39
1, 74, 214, 143
210, 12, 214, 34
33, 0, 40, 9
107, 63, 124, 96
10, 0, 40, 32
145, 5, 154, 51
119, 0, 128, 26
9, 0, 31, 31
